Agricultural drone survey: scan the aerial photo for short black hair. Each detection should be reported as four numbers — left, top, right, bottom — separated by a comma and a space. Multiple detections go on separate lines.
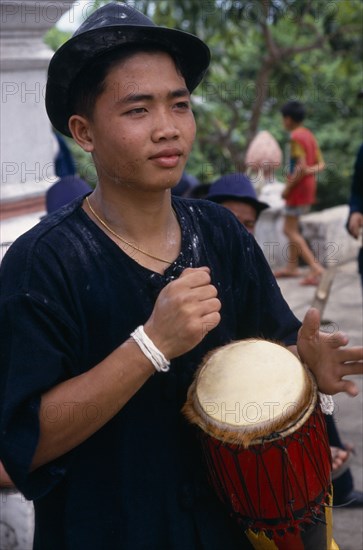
280, 101, 305, 122
68, 43, 184, 121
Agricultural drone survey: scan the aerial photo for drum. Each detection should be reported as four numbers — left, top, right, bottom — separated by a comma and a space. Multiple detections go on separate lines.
183, 339, 335, 550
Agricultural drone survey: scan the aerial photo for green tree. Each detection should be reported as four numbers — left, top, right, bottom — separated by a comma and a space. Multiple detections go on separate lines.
138, 0, 362, 207
44, 0, 363, 207
44, 27, 71, 50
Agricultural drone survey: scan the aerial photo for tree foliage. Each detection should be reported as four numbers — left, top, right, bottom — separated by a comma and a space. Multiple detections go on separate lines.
45, 0, 363, 208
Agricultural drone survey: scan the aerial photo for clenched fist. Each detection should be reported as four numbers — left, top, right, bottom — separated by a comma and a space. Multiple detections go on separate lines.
144, 267, 221, 360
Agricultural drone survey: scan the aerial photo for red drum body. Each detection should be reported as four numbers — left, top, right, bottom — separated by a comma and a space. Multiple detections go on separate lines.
183, 340, 336, 550
202, 405, 331, 546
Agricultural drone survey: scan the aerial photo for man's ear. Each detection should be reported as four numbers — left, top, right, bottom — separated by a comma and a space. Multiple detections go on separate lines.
68, 115, 94, 152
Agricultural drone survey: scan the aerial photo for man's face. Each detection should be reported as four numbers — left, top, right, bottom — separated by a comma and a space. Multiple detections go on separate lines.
282, 115, 294, 131
220, 200, 258, 234
83, 51, 196, 192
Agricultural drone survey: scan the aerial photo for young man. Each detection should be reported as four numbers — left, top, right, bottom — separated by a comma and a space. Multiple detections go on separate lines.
0, 4, 362, 549
206, 172, 268, 234
275, 101, 326, 285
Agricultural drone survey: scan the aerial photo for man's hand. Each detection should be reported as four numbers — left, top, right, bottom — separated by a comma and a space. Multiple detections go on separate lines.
348, 212, 363, 239
30, 267, 220, 470
297, 308, 363, 396
0, 461, 15, 489
144, 267, 221, 360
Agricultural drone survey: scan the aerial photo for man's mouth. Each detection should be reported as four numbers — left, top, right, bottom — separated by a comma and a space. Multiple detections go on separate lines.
149, 148, 182, 168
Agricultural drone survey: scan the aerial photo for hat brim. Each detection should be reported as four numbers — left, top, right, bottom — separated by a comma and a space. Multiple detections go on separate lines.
46, 25, 210, 137
208, 194, 269, 213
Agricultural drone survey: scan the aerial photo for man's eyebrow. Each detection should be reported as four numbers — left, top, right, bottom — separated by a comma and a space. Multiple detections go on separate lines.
169, 88, 190, 99
119, 88, 190, 104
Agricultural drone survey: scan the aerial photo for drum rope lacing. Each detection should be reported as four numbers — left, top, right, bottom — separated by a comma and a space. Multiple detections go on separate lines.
202, 409, 332, 535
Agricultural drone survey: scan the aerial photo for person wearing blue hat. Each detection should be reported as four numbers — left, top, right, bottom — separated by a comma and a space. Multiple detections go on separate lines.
46, 175, 92, 214
207, 173, 268, 234
1, 3, 362, 549
171, 171, 199, 197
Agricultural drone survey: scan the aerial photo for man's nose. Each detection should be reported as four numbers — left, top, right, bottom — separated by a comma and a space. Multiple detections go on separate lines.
151, 110, 180, 141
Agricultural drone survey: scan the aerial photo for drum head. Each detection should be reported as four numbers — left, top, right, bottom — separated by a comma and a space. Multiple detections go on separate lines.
184, 339, 316, 447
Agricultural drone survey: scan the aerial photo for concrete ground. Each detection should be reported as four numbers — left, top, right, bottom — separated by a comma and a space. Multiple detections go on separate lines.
277, 260, 363, 550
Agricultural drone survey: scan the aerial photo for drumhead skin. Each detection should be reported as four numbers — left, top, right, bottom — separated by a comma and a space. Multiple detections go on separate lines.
184, 339, 317, 447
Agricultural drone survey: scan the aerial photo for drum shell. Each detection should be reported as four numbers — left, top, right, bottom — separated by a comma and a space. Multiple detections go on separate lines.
200, 403, 331, 530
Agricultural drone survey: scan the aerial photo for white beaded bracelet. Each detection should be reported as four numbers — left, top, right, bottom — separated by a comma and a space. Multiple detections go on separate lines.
319, 392, 334, 415
130, 325, 170, 373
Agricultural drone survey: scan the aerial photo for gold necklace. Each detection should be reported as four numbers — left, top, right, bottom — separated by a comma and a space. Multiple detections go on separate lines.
86, 196, 174, 265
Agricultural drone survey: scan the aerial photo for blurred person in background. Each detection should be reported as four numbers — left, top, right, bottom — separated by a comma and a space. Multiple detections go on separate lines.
275, 101, 326, 286
346, 91, 363, 288
47, 131, 92, 214
206, 173, 268, 234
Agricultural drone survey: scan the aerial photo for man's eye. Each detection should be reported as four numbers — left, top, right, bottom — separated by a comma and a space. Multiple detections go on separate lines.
175, 102, 190, 110
126, 107, 147, 115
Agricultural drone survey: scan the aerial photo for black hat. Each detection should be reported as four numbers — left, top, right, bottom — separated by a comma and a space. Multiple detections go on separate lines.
207, 173, 269, 213
46, 2, 210, 136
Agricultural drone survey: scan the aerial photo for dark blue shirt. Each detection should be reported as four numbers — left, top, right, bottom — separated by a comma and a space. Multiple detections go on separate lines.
0, 196, 301, 549
349, 143, 363, 216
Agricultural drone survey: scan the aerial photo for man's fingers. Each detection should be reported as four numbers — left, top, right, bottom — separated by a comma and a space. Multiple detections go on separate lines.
335, 348, 363, 363
333, 361, 363, 396
324, 331, 349, 348
191, 283, 218, 302
179, 266, 210, 279
178, 267, 213, 289
199, 297, 221, 316
324, 378, 359, 397
349, 348, 363, 360
338, 379, 359, 398
340, 359, 363, 375
299, 308, 321, 339
200, 311, 221, 333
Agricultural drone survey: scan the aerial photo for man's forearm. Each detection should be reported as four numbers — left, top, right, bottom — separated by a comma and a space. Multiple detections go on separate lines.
305, 161, 325, 175
31, 340, 154, 471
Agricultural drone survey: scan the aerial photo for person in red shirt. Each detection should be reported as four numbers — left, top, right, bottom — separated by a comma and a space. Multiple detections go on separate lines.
275, 101, 325, 285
